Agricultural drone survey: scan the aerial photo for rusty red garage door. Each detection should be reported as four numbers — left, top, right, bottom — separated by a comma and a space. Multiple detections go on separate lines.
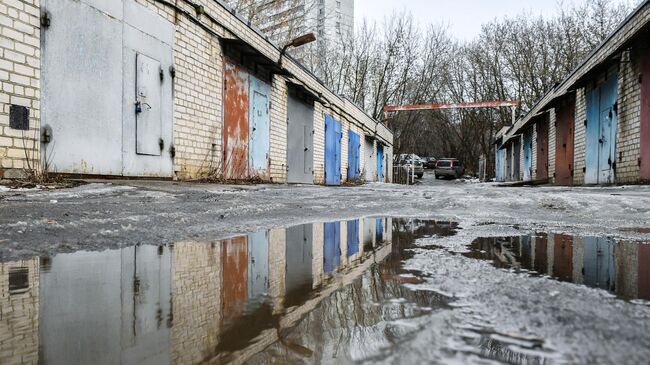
555, 94, 575, 186
223, 60, 250, 180
536, 114, 549, 180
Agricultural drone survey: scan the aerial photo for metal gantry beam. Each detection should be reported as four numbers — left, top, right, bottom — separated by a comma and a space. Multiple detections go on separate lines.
383, 100, 520, 125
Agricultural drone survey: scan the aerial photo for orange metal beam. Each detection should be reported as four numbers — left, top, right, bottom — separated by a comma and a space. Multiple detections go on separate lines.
383, 100, 519, 112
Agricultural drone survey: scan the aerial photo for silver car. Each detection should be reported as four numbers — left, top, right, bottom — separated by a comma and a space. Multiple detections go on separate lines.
434, 159, 465, 179
398, 154, 424, 179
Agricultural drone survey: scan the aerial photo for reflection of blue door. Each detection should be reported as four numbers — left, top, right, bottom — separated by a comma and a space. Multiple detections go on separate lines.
523, 131, 533, 181
347, 220, 360, 257
249, 76, 270, 178
248, 231, 269, 304
324, 222, 341, 273
585, 76, 618, 184
347, 131, 361, 180
325, 115, 342, 185
376, 218, 384, 243
583, 237, 616, 291
377, 144, 384, 182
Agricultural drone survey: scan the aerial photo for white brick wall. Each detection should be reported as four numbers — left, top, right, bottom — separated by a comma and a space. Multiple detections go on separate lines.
548, 109, 557, 184
269, 75, 288, 183
313, 102, 325, 184
573, 88, 587, 185
0, 0, 40, 179
616, 50, 642, 184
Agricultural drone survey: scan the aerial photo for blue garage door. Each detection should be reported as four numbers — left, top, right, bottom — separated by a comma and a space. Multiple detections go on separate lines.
377, 144, 384, 182
348, 131, 361, 180
325, 115, 342, 185
585, 75, 618, 184
249, 76, 271, 180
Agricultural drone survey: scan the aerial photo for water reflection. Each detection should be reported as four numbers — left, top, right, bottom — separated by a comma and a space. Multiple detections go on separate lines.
467, 234, 650, 299
0, 217, 453, 365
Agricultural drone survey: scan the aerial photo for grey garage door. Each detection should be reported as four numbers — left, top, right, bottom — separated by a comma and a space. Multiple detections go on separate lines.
287, 92, 314, 184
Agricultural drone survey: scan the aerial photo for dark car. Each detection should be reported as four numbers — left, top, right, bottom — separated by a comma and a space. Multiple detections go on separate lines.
434, 159, 465, 179
423, 157, 437, 169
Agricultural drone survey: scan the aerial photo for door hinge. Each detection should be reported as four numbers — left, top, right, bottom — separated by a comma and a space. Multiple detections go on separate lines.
613, 102, 618, 115
159, 138, 165, 151
612, 161, 617, 170
584, 119, 587, 127
159, 67, 164, 82
639, 74, 644, 84
639, 157, 642, 166
169, 66, 176, 79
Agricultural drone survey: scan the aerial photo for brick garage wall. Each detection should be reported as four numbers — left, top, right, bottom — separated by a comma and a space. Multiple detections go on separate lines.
313, 102, 325, 184
616, 50, 642, 184
548, 109, 557, 184
573, 88, 587, 185
269, 75, 288, 183
172, 21, 223, 180
0, 0, 40, 179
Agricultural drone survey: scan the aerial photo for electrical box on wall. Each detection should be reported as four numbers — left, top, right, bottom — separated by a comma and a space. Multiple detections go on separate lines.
9, 105, 29, 130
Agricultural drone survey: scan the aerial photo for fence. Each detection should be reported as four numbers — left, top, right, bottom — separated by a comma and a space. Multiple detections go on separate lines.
393, 165, 416, 185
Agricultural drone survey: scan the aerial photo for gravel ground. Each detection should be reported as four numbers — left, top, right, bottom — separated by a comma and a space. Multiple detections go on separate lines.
1, 172, 649, 261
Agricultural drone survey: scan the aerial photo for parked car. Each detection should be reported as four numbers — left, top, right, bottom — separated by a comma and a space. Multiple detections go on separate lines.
434, 159, 465, 179
423, 157, 437, 169
397, 154, 425, 179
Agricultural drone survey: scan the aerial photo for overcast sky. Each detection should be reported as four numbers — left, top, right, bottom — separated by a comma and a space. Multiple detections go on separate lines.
354, 0, 630, 40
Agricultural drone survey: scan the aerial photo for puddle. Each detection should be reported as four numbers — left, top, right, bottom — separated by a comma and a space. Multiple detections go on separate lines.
0, 218, 457, 364
466, 233, 650, 300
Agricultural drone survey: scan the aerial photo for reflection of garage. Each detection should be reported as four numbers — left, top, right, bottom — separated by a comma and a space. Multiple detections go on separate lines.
223, 55, 271, 181
286, 86, 315, 184
41, 0, 174, 177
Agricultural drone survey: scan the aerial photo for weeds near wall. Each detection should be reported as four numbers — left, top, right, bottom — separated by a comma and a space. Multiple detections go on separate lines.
343, 168, 367, 186
20, 129, 55, 183
193, 149, 264, 185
